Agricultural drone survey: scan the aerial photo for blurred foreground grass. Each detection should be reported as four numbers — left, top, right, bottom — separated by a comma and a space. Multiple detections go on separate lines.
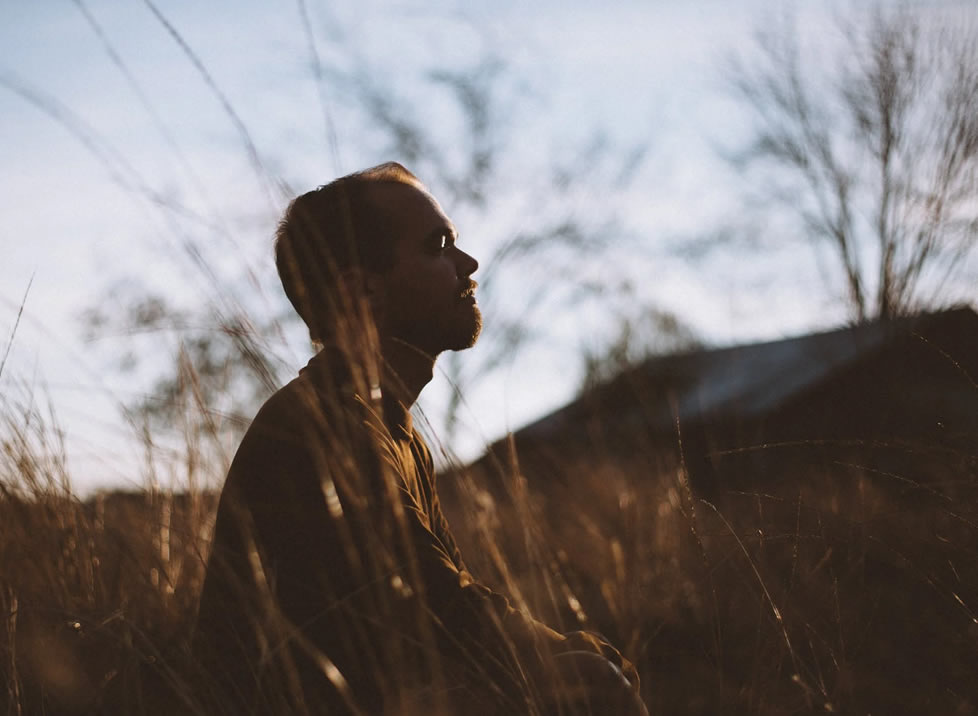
1, 385, 976, 715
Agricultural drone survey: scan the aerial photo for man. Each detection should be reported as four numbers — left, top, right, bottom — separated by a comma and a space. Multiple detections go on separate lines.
193, 163, 646, 715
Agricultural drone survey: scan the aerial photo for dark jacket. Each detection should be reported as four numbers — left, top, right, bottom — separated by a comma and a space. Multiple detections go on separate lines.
193, 348, 634, 714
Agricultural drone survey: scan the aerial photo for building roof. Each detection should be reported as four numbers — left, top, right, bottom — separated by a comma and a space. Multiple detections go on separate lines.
510, 306, 978, 445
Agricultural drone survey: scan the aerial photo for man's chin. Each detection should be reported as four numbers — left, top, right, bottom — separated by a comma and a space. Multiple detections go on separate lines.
395, 306, 482, 355
448, 321, 482, 351
449, 312, 483, 351
448, 331, 481, 352
394, 319, 481, 356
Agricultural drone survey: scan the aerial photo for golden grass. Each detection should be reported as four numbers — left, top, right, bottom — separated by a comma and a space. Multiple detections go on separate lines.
1, 381, 976, 714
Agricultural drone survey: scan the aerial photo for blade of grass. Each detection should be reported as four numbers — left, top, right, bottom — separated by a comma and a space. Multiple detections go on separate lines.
0, 274, 34, 382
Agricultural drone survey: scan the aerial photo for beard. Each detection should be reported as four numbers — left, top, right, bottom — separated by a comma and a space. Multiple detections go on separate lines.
391, 302, 482, 356
446, 302, 482, 351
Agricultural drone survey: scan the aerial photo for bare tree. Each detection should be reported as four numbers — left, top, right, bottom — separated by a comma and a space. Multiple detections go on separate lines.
725, 4, 978, 321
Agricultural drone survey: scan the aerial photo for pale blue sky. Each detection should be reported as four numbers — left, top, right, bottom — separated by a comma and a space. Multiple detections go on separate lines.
2, 1, 974, 492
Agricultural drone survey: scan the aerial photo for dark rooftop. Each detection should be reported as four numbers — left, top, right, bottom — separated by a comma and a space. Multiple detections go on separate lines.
512, 306, 978, 444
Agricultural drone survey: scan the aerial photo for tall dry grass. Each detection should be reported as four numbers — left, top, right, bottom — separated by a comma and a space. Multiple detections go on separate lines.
2, 363, 976, 714
0, 379, 211, 714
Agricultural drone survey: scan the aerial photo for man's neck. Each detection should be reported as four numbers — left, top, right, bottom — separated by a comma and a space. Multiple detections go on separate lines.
380, 337, 437, 408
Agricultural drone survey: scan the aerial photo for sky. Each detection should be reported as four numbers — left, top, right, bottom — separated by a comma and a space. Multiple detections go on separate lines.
2, 0, 975, 493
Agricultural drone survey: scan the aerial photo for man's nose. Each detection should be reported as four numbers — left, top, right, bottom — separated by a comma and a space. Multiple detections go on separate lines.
454, 247, 478, 276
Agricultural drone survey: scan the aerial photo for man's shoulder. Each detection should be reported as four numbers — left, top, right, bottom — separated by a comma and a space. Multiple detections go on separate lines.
224, 362, 368, 492
226, 380, 311, 477
247, 376, 337, 438
243, 351, 373, 447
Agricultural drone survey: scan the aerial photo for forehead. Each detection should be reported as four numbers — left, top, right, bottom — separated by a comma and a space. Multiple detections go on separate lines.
366, 181, 453, 244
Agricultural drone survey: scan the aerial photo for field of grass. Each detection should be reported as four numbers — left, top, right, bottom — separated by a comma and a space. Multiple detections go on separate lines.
2, 379, 976, 714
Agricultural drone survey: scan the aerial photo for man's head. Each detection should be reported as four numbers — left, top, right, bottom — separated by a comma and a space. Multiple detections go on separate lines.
275, 163, 481, 355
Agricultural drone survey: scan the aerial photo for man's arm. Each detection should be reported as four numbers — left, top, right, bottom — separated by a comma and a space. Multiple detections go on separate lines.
414, 436, 642, 692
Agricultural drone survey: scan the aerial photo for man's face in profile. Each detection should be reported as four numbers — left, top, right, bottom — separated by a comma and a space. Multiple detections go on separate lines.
370, 182, 482, 355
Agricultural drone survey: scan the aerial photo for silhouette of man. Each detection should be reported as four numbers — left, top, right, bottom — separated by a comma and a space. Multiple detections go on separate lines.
193, 163, 646, 715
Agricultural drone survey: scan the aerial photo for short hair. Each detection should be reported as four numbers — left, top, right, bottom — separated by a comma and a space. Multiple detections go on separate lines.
274, 162, 423, 342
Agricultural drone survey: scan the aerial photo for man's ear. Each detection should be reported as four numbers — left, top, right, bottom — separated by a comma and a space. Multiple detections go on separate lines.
337, 268, 385, 317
